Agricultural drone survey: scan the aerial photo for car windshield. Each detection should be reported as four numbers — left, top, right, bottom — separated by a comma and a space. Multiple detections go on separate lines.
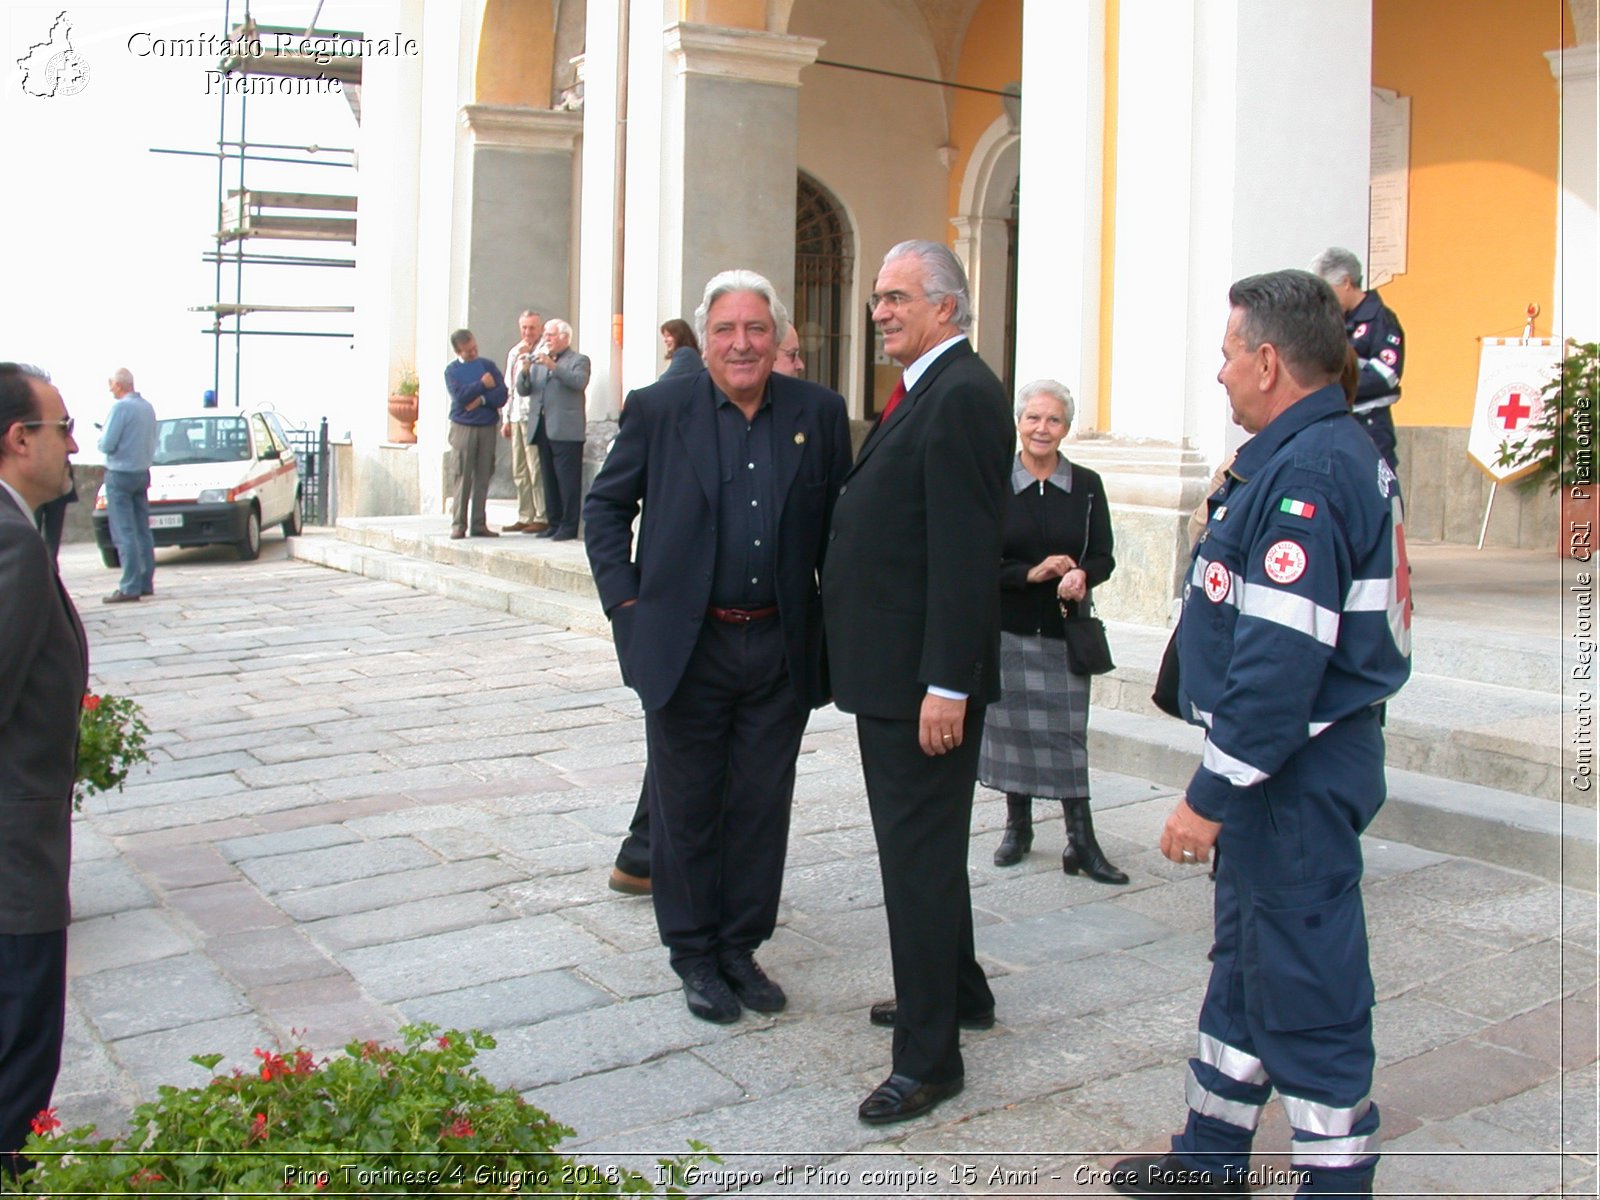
152, 417, 252, 466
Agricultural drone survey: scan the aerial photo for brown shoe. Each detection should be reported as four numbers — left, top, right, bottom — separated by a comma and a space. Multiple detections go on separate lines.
503, 522, 529, 533
449, 529, 466, 539
102, 590, 140, 604
608, 868, 651, 896
470, 528, 500, 538
521, 521, 549, 534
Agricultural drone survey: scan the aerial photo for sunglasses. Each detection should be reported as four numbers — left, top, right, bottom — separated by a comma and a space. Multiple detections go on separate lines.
20, 417, 74, 436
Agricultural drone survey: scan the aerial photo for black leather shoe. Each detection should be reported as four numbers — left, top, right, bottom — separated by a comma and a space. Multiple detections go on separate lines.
1109, 1154, 1244, 1197
868, 999, 994, 1030
857, 1073, 963, 1125
719, 951, 786, 1012
102, 591, 139, 604
681, 962, 740, 1024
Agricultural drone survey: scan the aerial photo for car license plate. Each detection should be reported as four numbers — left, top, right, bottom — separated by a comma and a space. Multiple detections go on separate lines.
149, 514, 183, 529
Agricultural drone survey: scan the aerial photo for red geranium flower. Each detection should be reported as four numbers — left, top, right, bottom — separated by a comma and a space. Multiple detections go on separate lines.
81, 694, 101, 711
248, 1112, 268, 1143
29, 1107, 61, 1136
442, 1115, 475, 1139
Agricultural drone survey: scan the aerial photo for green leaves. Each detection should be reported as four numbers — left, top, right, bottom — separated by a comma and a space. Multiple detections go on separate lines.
17, 1025, 703, 1195
74, 692, 153, 809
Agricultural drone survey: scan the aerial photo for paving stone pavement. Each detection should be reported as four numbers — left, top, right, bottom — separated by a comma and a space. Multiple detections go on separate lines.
47, 542, 1599, 1197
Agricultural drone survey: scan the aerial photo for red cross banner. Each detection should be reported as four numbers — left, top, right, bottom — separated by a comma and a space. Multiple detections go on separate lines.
1467, 338, 1561, 483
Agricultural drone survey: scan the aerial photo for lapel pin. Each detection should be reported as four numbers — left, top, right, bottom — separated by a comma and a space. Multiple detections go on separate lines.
794, 432, 806, 444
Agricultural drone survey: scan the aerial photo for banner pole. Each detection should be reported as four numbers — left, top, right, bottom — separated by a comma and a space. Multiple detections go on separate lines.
1477, 480, 1498, 550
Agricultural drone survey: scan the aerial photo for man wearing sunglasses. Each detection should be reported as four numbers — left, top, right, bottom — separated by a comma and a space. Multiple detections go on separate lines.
0, 363, 87, 1176
99, 367, 158, 603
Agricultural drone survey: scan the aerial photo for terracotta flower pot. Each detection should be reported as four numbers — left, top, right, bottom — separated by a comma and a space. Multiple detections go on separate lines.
387, 393, 418, 444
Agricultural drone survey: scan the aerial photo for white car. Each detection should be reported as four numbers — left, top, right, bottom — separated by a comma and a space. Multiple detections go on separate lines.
93, 409, 302, 564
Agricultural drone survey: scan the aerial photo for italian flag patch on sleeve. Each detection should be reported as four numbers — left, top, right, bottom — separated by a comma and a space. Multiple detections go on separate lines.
1279, 497, 1317, 519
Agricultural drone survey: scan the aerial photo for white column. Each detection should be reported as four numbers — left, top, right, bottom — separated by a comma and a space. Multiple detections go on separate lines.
409, 0, 482, 515
577, 0, 626, 419
1180, 0, 1371, 465
1015, 0, 1104, 421
1548, 41, 1598, 342
351, 0, 424, 451
620, 1, 672, 397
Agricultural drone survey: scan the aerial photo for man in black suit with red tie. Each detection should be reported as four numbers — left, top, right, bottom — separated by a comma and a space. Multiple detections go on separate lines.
0, 363, 88, 1173
822, 240, 1013, 1124
584, 270, 851, 1024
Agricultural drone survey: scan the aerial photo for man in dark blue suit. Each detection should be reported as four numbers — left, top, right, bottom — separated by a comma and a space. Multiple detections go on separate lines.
0, 363, 88, 1174
584, 270, 851, 1023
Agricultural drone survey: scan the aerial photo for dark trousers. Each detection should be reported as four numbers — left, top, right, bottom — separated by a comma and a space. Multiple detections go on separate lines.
1354, 407, 1398, 472
448, 422, 497, 533
616, 773, 652, 877
645, 617, 807, 972
532, 421, 584, 536
857, 704, 994, 1084
1175, 713, 1385, 1195
0, 930, 67, 1171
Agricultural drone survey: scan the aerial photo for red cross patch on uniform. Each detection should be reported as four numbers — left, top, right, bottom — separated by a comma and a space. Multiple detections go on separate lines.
1203, 561, 1231, 603
1264, 540, 1307, 584
1354, 322, 1368, 338
1380, 348, 1398, 366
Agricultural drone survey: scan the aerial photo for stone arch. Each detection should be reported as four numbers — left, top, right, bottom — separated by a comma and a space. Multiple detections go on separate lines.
951, 112, 1019, 382
794, 171, 856, 395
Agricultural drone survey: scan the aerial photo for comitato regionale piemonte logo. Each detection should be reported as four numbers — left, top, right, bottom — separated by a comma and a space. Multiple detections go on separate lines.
17, 10, 90, 98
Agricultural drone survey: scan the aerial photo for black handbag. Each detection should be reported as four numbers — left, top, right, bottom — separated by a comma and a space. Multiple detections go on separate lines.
1061, 493, 1114, 676
1063, 613, 1115, 675
1151, 624, 1182, 716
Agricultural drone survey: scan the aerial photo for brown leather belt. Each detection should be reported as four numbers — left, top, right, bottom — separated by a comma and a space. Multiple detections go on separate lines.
707, 605, 778, 624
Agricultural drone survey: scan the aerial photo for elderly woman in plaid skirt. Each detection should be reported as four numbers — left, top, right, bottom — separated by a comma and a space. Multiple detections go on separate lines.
978, 379, 1125, 884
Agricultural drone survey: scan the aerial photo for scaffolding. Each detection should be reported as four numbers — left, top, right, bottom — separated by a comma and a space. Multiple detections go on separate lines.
153, 1, 362, 409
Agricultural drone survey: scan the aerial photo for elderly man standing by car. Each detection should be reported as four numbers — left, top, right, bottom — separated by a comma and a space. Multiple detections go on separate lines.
518, 317, 589, 542
99, 367, 158, 604
0, 363, 87, 1176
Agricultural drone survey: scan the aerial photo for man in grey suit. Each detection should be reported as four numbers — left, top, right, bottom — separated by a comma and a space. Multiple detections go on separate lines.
517, 317, 591, 542
0, 363, 88, 1173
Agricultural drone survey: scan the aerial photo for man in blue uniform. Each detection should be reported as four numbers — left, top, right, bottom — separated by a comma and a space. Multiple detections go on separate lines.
1314, 248, 1404, 470
1114, 270, 1411, 1199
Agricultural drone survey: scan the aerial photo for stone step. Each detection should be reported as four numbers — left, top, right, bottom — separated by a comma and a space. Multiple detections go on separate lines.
289, 533, 610, 638
1098, 621, 1567, 804
1086, 706, 1595, 891
334, 516, 599, 599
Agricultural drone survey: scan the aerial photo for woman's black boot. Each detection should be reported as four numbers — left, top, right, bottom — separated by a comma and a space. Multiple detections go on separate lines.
1061, 797, 1129, 884
993, 793, 1034, 866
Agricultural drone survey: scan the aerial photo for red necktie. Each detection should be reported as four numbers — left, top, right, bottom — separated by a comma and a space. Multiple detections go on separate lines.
879, 378, 907, 422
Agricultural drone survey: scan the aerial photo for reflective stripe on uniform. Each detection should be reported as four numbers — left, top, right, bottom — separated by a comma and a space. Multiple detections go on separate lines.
1197, 1032, 1269, 1086
1281, 1094, 1371, 1137
1289, 1131, 1381, 1168
1343, 578, 1389, 611
1186, 1066, 1265, 1131
1202, 739, 1268, 788
1367, 357, 1400, 388
1239, 582, 1339, 646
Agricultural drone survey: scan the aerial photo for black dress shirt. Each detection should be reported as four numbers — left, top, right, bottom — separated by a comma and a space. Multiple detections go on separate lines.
710, 389, 778, 609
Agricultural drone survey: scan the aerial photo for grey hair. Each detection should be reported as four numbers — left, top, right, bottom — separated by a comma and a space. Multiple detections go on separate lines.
1311, 246, 1363, 290
1228, 270, 1348, 384
1015, 379, 1075, 427
111, 367, 135, 390
882, 239, 973, 332
694, 270, 789, 344
545, 318, 572, 339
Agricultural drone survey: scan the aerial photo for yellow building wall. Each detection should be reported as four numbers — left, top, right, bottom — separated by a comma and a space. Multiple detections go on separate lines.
947, 0, 1022, 223
1372, 0, 1569, 428
476, 0, 554, 107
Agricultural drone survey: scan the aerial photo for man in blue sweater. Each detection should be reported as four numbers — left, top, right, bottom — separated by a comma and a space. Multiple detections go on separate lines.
444, 329, 507, 538
98, 367, 158, 603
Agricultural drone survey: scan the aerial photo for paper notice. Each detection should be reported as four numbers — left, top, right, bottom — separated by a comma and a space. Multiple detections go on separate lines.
1369, 88, 1410, 288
